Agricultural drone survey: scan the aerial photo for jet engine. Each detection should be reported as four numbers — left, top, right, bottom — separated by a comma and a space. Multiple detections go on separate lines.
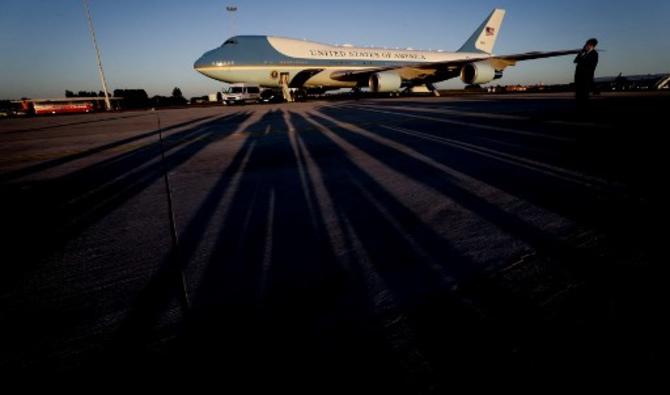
460, 62, 503, 85
369, 72, 402, 93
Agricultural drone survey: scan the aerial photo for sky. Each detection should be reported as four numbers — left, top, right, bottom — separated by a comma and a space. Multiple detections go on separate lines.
1, 0, 669, 99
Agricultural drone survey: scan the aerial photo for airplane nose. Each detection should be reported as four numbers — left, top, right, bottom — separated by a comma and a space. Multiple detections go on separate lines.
194, 48, 217, 70
194, 54, 207, 70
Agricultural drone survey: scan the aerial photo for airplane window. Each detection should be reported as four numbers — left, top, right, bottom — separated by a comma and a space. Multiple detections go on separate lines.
223, 39, 238, 46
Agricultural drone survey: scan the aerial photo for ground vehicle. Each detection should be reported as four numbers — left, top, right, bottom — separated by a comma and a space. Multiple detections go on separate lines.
259, 88, 284, 103
208, 92, 222, 102
33, 101, 95, 115
7, 98, 114, 116
222, 83, 261, 105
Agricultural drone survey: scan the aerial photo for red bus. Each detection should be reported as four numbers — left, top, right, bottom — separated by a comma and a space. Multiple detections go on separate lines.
33, 100, 96, 115
13, 97, 117, 116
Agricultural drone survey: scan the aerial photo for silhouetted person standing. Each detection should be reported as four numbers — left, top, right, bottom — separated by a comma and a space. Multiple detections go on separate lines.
574, 38, 599, 105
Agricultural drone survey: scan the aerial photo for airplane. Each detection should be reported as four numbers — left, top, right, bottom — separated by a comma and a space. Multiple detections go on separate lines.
194, 8, 580, 100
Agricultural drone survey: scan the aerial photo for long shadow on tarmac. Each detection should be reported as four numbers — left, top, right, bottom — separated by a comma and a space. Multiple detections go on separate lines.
101, 108, 588, 392
318, 103, 651, 254
0, 114, 220, 181
5, 98, 662, 390
174, 109, 472, 392
0, 112, 252, 281
312, 104, 662, 384
170, 105, 655, 390
0, 112, 253, 371
1, 112, 153, 134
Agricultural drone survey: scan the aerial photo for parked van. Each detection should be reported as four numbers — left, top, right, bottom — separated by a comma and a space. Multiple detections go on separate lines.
222, 83, 261, 105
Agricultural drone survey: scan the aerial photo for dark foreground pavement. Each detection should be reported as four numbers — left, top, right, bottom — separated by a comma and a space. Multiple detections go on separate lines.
0, 93, 665, 390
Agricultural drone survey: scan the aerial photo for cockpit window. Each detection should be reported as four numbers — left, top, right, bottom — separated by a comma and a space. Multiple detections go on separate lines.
222, 39, 238, 46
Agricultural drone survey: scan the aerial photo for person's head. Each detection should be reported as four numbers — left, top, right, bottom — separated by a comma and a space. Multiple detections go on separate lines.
585, 38, 598, 51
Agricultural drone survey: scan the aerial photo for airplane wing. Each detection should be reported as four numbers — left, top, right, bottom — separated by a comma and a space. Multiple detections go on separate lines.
330, 49, 581, 83
488, 49, 582, 67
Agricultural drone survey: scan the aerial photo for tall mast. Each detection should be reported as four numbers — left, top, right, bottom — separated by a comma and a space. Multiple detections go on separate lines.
83, 0, 111, 111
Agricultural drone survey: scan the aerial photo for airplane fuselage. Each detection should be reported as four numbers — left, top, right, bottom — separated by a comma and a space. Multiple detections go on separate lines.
194, 35, 487, 89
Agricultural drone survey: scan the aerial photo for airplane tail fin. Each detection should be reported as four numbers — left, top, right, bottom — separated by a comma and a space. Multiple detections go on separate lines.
458, 8, 506, 54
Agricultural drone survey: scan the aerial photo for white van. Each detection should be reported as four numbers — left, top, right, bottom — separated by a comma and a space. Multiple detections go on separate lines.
222, 83, 261, 105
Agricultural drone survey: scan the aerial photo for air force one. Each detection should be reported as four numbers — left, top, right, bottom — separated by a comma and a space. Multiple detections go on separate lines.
194, 9, 580, 99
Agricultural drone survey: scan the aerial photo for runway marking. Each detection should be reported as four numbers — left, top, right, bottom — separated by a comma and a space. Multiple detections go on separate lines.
342, 104, 575, 143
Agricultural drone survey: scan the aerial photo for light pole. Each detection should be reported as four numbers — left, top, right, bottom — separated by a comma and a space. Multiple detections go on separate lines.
83, 0, 112, 111
226, 5, 237, 38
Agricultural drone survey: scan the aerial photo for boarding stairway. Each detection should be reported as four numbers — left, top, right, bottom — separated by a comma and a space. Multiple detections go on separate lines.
280, 73, 294, 102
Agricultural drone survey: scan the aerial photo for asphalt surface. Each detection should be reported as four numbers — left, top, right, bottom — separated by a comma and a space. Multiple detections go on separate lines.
0, 92, 665, 390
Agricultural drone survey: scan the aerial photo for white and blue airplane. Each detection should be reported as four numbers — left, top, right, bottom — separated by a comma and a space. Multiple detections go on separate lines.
194, 9, 579, 98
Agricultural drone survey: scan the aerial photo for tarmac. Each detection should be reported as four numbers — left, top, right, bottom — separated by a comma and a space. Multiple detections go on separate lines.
0, 92, 665, 390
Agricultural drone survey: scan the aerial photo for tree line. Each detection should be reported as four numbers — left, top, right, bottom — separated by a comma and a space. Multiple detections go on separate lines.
63, 87, 188, 109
